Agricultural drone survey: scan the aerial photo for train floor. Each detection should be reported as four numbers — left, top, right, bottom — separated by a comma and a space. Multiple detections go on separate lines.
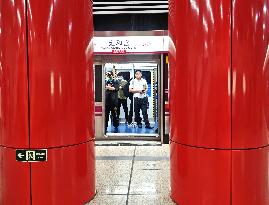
86, 141, 175, 205
107, 122, 158, 134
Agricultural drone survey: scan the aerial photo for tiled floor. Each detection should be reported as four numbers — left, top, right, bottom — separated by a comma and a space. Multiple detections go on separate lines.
107, 123, 158, 134
86, 142, 176, 205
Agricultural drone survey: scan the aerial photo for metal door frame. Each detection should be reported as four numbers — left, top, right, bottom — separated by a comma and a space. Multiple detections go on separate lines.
95, 54, 164, 141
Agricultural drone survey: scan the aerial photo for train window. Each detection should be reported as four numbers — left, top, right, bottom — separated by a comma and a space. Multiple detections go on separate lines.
94, 65, 102, 102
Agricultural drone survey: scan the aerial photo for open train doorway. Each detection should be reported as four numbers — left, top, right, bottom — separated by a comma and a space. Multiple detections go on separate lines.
94, 54, 165, 141
93, 32, 168, 142
105, 61, 159, 138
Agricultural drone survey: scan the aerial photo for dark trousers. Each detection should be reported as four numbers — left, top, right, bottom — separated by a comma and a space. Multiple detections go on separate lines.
128, 97, 133, 124
117, 98, 128, 122
105, 99, 119, 129
134, 97, 150, 126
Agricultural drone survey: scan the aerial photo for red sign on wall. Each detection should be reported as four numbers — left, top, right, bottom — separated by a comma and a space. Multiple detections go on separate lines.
112, 49, 127, 54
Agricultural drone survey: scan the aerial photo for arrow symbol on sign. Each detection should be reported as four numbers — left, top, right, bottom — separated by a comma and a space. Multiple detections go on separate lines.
18, 153, 24, 158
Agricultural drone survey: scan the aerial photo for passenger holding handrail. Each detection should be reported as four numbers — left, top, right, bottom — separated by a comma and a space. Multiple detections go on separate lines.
129, 70, 153, 129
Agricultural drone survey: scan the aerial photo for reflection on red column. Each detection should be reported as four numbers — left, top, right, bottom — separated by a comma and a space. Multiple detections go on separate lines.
231, 1, 269, 204
27, 0, 94, 148
0, 0, 95, 204
169, 0, 269, 204
0, 0, 29, 148
0, 1, 30, 204
169, 0, 231, 204
169, 0, 231, 149
27, 0, 95, 204
232, 0, 269, 149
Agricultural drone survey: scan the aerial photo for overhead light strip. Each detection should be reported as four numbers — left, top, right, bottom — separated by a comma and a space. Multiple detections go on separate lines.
93, 5, 168, 10
93, 1, 167, 5
93, 10, 168, 15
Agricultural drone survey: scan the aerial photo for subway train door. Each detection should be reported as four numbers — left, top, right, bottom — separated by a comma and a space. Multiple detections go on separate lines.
105, 62, 160, 139
133, 64, 158, 126
116, 65, 133, 124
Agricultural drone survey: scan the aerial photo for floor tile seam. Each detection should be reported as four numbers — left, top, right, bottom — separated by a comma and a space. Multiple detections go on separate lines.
96, 157, 169, 161
126, 146, 137, 205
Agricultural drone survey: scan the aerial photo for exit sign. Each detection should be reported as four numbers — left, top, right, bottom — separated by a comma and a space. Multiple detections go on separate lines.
16, 149, 47, 162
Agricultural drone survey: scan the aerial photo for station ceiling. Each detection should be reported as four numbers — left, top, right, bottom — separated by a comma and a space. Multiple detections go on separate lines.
93, 0, 168, 31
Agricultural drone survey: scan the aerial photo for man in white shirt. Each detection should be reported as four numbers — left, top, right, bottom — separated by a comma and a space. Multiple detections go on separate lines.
129, 70, 153, 129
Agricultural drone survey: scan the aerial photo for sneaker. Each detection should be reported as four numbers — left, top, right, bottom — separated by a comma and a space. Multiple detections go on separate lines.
114, 127, 119, 133
137, 124, 142, 128
145, 124, 154, 129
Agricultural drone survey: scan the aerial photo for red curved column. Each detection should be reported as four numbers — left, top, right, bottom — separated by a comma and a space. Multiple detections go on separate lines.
169, 0, 231, 149
27, 0, 94, 148
0, 147, 31, 204
170, 143, 231, 205
232, 147, 269, 205
169, 1, 232, 204
0, 0, 29, 148
27, 0, 95, 204
231, 1, 269, 204
0, 0, 95, 204
232, 0, 269, 149
169, 0, 269, 205
31, 141, 95, 205
0, 1, 30, 204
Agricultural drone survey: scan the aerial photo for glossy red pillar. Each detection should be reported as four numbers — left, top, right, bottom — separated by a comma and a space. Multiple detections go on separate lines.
169, 1, 231, 204
169, 0, 269, 205
0, 0, 95, 204
0, 1, 30, 204
27, 0, 95, 204
231, 1, 269, 204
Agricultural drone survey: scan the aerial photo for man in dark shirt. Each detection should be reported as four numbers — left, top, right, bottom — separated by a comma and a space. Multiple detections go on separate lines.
117, 74, 129, 124
105, 71, 119, 133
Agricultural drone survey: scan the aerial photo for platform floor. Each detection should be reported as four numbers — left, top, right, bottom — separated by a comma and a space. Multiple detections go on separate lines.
107, 123, 158, 134
86, 141, 175, 205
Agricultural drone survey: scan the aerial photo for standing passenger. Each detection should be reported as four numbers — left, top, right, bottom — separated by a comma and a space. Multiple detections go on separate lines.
117, 74, 129, 124
129, 70, 153, 129
105, 71, 119, 133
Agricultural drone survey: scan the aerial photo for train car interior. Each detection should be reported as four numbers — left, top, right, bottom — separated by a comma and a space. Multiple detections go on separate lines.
94, 54, 166, 141
106, 62, 159, 135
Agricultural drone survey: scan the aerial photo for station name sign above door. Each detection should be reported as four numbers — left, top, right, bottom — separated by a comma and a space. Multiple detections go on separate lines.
94, 36, 169, 54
